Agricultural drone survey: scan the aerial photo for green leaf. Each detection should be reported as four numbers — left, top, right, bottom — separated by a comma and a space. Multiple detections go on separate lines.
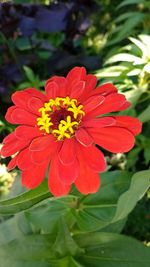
26, 196, 75, 234
0, 234, 55, 267
114, 11, 141, 23
126, 147, 142, 169
74, 171, 132, 231
15, 37, 32, 51
0, 213, 33, 245
0, 180, 50, 215
0, 217, 22, 245
0, 232, 84, 267
112, 170, 150, 222
53, 218, 83, 257
1, 231, 150, 267
100, 218, 127, 234
129, 36, 148, 58
144, 146, 150, 164
109, 14, 145, 45
74, 170, 150, 231
138, 105, 150, 122
23, 66, 36, 82
123, 88, 142, 104
17, 82, 33, 90
117, 0, 146, 9
74, 232, 150, 267
59, 257, 84, 267
38, 51, 52, 60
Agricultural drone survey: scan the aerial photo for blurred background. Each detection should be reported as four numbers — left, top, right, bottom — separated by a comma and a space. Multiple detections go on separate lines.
0, 0, 150, 244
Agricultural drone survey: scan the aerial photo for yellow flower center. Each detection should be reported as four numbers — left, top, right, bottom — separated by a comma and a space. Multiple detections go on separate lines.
37, 96, 85, 140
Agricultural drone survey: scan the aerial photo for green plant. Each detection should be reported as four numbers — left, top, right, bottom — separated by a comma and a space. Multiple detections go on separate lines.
107, 0, 150, 46
96, 35, 150, 105
16, 66, 45, 90
0, 170, 150, 266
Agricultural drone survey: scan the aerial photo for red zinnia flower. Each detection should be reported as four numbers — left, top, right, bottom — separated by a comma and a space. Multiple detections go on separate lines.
1, 67, 142, 196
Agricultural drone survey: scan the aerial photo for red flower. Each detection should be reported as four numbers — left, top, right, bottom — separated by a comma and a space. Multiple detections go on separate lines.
1, 67, 142, 196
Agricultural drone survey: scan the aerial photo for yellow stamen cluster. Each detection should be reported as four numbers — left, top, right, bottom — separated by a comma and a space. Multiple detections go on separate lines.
53, 116, 78, 140
37, 96, 85, 140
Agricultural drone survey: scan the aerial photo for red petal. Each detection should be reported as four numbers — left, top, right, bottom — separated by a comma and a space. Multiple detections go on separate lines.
59, 138, 76, 165
46, 76, 67, 97
75, 128, 93, 147
31, 149, 51, 164
66, 66, 86, 83
89, 127, 135, 153
12, 90, 44, 115
83, 95, 105, 113
48, 156, 71, 196
85, 74, 97, 92
119, 101, 131, 110
93, 83, 117, 96
79, 74, 97, 101
11, 91, 31, 110
27, 97, 43, 115
83, 117, 115, 128
77, 144, 106, 172
15, 126, 42, 140
5, 106, 17, 124
22, 160, 49, 189
58, 157, 79, 185
29, 135, 56, 151
70, 81, 85, 99
86, 93, 127, 118
31, 139, 60, 164
24, 88, 46, 102
75, 161, 100, 194
2, 132, 16, 144
11, 108, 37, 126
7, 156, 18, 171
1, 138, 30, 157
45, 81, 59, 100
114, 116, 142, 136
17, 148, 33, 170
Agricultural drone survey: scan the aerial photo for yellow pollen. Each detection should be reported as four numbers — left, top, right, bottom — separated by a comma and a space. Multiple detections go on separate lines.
68, 103, 85, 119
37, 96, 85, 140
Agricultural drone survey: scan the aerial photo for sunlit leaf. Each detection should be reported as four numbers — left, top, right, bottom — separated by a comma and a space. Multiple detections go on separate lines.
139, 35, 150, 56
129, 36, 148, 58
105, 53, 144, 65
123, 88, 142, 104
127, 68, 141, 76
144, 62, 150, 73
95, 66, 128, 78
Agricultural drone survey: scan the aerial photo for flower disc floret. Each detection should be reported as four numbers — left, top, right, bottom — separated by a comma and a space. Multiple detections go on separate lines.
37, 96, 85, 140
